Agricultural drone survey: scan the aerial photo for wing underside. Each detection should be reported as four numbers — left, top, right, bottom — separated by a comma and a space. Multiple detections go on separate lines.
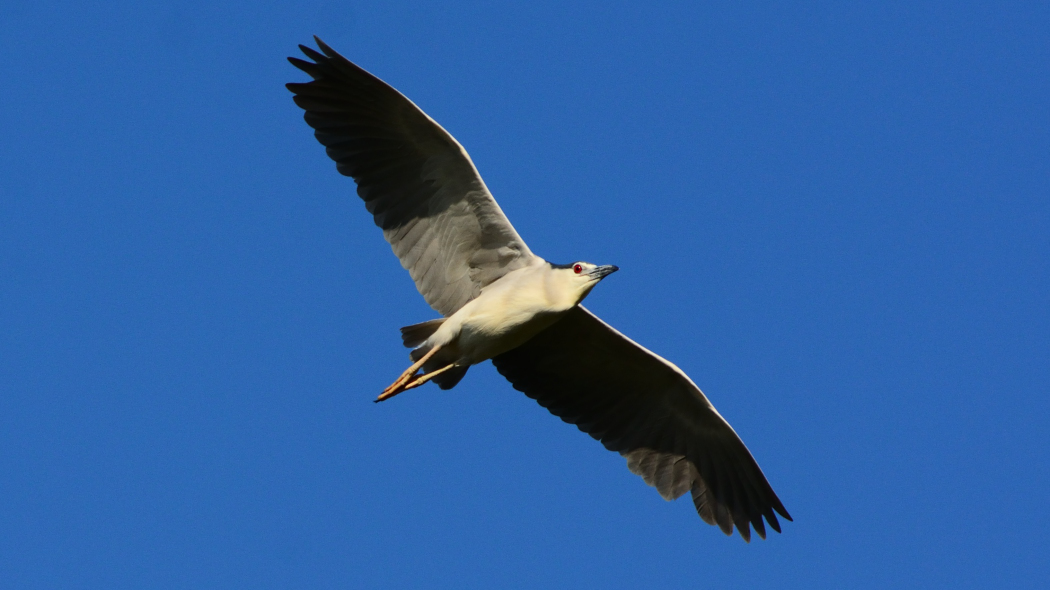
492, 306, 791, 541
287, 39, 535, 316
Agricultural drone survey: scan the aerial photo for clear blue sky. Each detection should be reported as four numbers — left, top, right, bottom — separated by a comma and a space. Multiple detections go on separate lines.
2, 1, 1048, 588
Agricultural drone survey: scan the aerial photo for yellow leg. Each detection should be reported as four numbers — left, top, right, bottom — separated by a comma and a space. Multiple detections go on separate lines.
375, 363, 457, 402
376, 345, 442, 402
399, 363, 457, 392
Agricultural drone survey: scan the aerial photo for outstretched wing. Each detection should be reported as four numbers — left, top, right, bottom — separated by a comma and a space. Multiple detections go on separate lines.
492, 306, 791, 541
287, 38, 536, 316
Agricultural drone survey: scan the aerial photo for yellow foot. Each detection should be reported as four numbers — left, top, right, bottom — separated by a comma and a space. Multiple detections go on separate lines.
376, 345, 442, 402
375, 362, 458, 402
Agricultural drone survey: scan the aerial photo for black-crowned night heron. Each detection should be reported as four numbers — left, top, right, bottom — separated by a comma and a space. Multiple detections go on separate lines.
287, 38, 791, 541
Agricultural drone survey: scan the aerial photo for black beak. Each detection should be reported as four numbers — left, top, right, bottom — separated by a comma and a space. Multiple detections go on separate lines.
592, 264, 619, 279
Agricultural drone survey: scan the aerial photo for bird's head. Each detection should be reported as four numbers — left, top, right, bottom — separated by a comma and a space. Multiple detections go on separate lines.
548, 261, 619, 305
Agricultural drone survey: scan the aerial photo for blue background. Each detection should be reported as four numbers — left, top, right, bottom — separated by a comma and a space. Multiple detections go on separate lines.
2, 1, 1048, 588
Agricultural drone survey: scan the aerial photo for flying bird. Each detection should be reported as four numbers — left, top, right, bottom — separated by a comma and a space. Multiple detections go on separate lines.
287, 38, 791, 541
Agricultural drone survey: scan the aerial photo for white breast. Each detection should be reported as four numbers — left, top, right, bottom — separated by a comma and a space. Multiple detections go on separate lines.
438, 263, 576, 364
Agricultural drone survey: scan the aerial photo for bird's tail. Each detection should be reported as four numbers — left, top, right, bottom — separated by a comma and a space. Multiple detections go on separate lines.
400, 318, 446, 348
399, 318, 469, 389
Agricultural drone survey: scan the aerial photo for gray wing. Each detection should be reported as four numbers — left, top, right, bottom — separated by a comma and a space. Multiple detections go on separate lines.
491, 306, 791, 541
287, 38, 535, 316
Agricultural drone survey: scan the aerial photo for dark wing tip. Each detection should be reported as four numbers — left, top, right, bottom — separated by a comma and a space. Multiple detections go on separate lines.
765, 509, 783, 534
752, 515, 767, 540
297, 43, 326, 64
314, 36, 337, 56
287, 56, 314, 74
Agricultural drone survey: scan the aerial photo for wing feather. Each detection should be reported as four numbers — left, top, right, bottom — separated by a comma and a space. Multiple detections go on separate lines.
288, 38, 536, 316
492, 306, 791, 541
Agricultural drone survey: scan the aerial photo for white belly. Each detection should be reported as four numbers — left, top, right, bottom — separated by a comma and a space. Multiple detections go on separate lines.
435, 266, 577, 365
456, 305, 566, 364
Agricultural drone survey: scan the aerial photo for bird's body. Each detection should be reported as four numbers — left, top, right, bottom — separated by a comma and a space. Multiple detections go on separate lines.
288, 38, 792, 541
385, 260, 620, 398
426, 262, 571, 363
427, 261, 585, 365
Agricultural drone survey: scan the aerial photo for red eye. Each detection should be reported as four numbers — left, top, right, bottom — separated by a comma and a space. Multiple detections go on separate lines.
573, 264, 583, 274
